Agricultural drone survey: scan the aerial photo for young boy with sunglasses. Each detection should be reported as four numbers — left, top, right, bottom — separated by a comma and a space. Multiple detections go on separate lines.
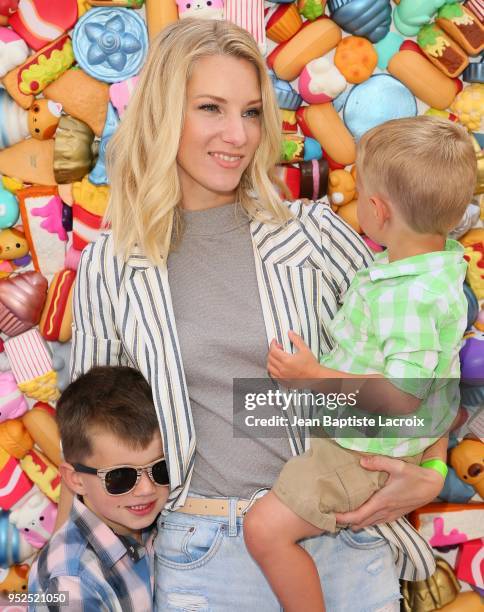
28, 366, 170, 611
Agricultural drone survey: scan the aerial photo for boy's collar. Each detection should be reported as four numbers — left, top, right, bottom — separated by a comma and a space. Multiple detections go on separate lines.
368, 239, 464, 282
72, 496, 147, 566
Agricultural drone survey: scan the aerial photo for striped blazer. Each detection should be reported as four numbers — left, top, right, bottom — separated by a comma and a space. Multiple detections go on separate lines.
71, 200, 435, 581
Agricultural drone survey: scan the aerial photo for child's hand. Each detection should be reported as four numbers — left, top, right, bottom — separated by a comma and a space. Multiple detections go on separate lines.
267, 331, 320, 386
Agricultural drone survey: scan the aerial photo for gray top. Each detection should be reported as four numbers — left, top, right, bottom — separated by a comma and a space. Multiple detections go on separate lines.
167, 203, 290, 498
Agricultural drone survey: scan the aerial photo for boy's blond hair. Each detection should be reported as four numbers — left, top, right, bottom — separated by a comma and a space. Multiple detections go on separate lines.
356, 116, 477, 235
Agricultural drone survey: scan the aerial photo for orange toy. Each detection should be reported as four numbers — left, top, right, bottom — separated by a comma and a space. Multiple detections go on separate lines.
0, 564, 29, 593
22, 402, 61, 467
336, 201, 361, 234
298, 103, 356, 166
449, 439, 484, 498
388, 41, 462, 110
328, 169, 356, 207
0, 418, 33, 459
270, 18, 341, 82
266, 4, 302, 43
334, 36, 377, 84
0, 139, 55, 185
145, 0, 178, 40
440, 592, 484, 611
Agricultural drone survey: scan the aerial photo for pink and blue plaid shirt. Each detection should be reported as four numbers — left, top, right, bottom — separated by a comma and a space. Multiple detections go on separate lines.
28, 496, 155, 612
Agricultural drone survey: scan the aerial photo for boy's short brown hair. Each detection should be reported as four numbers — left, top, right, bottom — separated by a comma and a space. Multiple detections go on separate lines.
356, 116, 477, 235
56, 366, 160, 463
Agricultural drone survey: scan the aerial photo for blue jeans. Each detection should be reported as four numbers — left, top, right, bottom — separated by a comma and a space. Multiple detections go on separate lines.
154, 500, 401, 612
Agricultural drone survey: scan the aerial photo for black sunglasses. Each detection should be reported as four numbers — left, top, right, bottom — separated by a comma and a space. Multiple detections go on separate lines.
73, 457, 169, 496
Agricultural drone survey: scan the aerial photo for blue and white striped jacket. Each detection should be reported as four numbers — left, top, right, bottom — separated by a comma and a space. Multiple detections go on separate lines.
71, 200, 435, 581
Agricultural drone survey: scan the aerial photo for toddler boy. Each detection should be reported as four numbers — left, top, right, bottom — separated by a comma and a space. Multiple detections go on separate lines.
28, 366, 170, 611
244, 116, 477, 612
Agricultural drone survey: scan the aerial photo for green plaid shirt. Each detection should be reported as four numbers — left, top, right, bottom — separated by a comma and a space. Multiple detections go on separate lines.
321, 239, 468, 456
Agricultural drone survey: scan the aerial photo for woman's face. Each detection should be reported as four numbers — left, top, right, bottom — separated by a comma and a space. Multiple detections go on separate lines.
177, 54, 263, 210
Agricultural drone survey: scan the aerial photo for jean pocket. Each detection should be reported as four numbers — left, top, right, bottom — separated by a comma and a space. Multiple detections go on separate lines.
339, 528, 387, 550
155, 518, 224, 570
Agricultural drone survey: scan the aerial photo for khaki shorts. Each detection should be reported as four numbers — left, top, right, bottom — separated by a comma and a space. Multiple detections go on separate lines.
272, 438, 422, 532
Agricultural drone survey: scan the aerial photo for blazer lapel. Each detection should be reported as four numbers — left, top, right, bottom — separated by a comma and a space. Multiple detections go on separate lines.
124, 254, 195, 496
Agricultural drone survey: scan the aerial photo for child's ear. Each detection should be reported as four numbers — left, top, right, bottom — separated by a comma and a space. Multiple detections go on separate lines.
370, 195, 390, 227
59, 462, 87, 496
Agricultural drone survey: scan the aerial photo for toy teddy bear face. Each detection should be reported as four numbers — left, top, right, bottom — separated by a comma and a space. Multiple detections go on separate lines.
328, 169, 356, 207
0, 227, 29, 260
176, 0, 224, 19
27, 100, 62, 140
450, 439, 483, 490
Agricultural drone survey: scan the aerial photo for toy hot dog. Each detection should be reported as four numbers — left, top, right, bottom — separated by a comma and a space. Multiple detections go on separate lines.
387, 41, 462, 110
268, 17, 341, 82
297, 103, 356, 166
436, 3, 484, 56
22, 402, 61, 467
39, 269, 76, 343
417, 24, 469, 78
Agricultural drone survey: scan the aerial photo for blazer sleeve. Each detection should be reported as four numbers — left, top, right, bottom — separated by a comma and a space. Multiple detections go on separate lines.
70, 234, 128, 381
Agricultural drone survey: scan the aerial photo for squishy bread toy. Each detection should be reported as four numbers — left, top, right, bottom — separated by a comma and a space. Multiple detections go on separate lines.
0, 447, 33, 510
387, 40, 463, 110
0, 272, 48, 337
0, 371, 28, 423
440, 591, 484, 611
334, 35, 378, 84
9, 487, 57, 548
22, 402, 60, 466
39, 269, 76, 343
0, 419, 33, 459
296, 103, 356, 166
0, 26, 28, 78
0, 139, 56, 185
20, 449, 60, 503
450, 439, 484, 498
4, 328, 60, 402
298, 56, 347, 104
437, 3, 484, 56
145, 0, 178, 40
0, 564, 29, 593
18, 186, 68, 276
266, 3, 302, 43
268, 17, 342, 82
44, 68, 109, 137
28, 100, 62, 140
417, 24, 469, 78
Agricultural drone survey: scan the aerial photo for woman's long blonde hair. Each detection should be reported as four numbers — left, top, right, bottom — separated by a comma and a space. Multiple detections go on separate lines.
105, 18, 291, 265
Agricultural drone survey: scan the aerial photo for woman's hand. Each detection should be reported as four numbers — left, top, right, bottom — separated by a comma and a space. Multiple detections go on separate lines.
335, 455, 445, 530
267, 331, 321, 385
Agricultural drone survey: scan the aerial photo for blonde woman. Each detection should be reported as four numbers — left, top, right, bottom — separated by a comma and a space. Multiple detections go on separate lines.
70, 19, 444, 611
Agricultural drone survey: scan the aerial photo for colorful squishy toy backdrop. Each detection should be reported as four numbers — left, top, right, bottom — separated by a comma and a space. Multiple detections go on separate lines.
0, 0, 482, 608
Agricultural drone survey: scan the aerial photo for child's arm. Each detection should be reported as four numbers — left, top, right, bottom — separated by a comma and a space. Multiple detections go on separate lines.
268, 331, 422, 415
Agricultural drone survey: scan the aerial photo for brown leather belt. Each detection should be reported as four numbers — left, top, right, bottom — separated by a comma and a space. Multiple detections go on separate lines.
176, 496, 252, 517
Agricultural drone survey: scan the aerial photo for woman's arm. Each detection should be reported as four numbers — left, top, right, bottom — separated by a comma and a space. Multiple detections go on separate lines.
335, 436, 448, 530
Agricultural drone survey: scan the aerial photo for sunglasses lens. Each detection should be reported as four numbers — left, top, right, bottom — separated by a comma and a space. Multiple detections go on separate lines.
105, 467, 138, 495
152, 460, 169, 486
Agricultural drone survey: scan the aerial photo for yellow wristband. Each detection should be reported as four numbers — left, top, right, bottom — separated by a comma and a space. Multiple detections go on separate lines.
420, 458, 448, 480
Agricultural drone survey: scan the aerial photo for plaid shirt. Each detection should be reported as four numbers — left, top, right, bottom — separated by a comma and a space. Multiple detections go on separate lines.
28, 497, 155, 612
322, 239, 468, 456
